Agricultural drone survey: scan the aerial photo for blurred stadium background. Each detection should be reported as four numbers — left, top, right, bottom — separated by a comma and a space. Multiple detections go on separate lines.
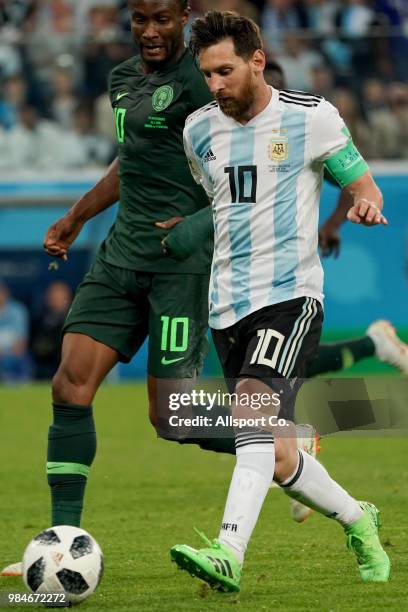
1, 4, 407, 609
0, 0, 407, 383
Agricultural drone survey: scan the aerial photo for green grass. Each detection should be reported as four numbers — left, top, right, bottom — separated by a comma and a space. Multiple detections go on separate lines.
1, 385, 407, 611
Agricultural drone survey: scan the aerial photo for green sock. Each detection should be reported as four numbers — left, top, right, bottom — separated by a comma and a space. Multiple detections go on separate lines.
306, 337, 376, 377
47, 403, 96, 527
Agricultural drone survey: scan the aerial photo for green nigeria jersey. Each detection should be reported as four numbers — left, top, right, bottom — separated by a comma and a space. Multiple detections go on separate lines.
98, 48, 213, 274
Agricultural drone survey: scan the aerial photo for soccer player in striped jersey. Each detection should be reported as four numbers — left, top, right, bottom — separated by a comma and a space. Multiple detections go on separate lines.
159, 59, 408, 525
170, 11, 391, 591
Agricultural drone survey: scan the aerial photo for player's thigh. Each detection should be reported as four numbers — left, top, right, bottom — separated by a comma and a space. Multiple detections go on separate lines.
211, 327, 248, 393
53, 332, 119, 404
63, 257, 149, 364
147, 273, 210, 422
148, 273, 210, 379
239, 297, 323, 422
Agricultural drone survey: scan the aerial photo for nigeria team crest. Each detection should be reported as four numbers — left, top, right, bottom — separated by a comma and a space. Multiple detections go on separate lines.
152, 85, 174, 112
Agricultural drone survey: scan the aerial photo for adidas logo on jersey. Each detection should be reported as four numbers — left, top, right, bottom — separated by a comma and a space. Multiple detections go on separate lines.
203, 148, 216, 163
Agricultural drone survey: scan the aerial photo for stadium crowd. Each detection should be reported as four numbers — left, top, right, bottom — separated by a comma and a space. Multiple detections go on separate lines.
0, 278, 71, 382
0, 0, 407, 169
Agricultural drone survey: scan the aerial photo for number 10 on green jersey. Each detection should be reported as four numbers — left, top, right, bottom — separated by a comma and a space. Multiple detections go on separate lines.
115, 108, 126, 143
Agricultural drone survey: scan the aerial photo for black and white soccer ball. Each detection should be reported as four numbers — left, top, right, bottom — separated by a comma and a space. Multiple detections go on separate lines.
22, 526, 103, 605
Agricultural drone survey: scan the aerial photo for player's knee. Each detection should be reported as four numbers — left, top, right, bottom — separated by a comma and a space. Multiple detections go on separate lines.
52, 363, 95, 406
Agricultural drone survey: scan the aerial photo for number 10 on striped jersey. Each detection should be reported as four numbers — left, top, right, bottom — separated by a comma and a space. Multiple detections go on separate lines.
250, 329, 285, 369
225, 165, 258, 203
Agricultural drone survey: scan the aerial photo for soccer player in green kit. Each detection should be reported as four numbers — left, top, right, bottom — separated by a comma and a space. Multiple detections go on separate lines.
2, 2, 226, 577
40, 0, 216, 530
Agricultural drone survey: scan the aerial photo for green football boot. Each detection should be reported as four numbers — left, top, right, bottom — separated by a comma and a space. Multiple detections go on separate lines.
345, 501, 391, 582
170, 529, 241, 592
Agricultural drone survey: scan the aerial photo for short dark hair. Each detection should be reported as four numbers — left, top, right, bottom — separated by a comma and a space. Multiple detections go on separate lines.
265, 61, 283, 77
190, 11, 263, 60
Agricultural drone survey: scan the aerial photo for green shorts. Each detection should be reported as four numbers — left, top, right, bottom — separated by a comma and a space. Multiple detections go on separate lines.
63, 257, 210, 378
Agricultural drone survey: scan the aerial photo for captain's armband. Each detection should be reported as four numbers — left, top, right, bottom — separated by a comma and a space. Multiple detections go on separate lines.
324, 139, 369, 188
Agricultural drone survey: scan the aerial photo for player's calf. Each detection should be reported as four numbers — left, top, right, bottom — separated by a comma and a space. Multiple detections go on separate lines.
149, 376, 238, 454
279, 449, 390, 581
290, 424, 319, 523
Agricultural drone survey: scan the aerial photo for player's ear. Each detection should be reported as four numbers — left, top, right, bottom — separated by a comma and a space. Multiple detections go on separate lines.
251, 49, 266, 75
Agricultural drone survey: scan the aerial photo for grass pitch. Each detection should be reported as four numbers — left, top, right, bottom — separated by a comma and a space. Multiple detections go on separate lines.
1, 384, 407, 611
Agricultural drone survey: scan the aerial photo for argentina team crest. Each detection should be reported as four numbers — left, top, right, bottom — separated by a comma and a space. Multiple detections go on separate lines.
152, 85, 174, 112
268, 130, 289, 162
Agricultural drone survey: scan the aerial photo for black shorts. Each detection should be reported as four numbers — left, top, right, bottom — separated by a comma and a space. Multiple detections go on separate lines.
211, 297, 323, 420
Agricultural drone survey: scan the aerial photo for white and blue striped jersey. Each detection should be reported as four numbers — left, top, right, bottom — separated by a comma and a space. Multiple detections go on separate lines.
184, 87, 350, 330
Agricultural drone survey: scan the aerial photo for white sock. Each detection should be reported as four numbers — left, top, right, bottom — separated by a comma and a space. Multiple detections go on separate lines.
218, 436, 275, 565
282, 450, 363, 527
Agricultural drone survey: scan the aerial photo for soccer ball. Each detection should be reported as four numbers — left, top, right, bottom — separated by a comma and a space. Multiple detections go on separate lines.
22, 526, 103, 605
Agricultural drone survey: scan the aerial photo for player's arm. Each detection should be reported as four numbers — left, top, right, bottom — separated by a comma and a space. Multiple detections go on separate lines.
44, 157, 120, 260
319, 189, 353, 257
344, 171, 387, 226
156, 125, 214, 260
156, 206, 213, 259
313, 102, 387, 228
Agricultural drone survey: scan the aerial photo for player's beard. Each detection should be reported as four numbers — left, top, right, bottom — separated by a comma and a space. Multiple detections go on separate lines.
216, 71, 256, 122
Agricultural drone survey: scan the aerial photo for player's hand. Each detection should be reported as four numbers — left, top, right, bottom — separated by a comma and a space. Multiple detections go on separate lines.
347, 199, 388, 227
155, 217, 184, 255
319, 222, 341, 258
155, 217, 184, 231
43, 214, 84, 261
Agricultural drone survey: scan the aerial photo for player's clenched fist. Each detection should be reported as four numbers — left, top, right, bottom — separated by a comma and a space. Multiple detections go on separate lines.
43, 214, 83, 261
347, 198, 388, 227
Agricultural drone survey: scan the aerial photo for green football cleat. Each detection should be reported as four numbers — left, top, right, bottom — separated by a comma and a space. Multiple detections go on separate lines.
170, 529, 241, 592
345, 501, 391, 582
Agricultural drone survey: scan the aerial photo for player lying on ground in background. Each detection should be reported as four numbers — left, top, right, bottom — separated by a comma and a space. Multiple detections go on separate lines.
170, 10, 391, 591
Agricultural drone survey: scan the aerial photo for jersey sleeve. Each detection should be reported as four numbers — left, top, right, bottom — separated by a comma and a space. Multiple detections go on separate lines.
311, 100, 349, 162
108, 68, 117, 106
108, 63, 125, 106
183, 126, 214, 199
312, 100, 369, 187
